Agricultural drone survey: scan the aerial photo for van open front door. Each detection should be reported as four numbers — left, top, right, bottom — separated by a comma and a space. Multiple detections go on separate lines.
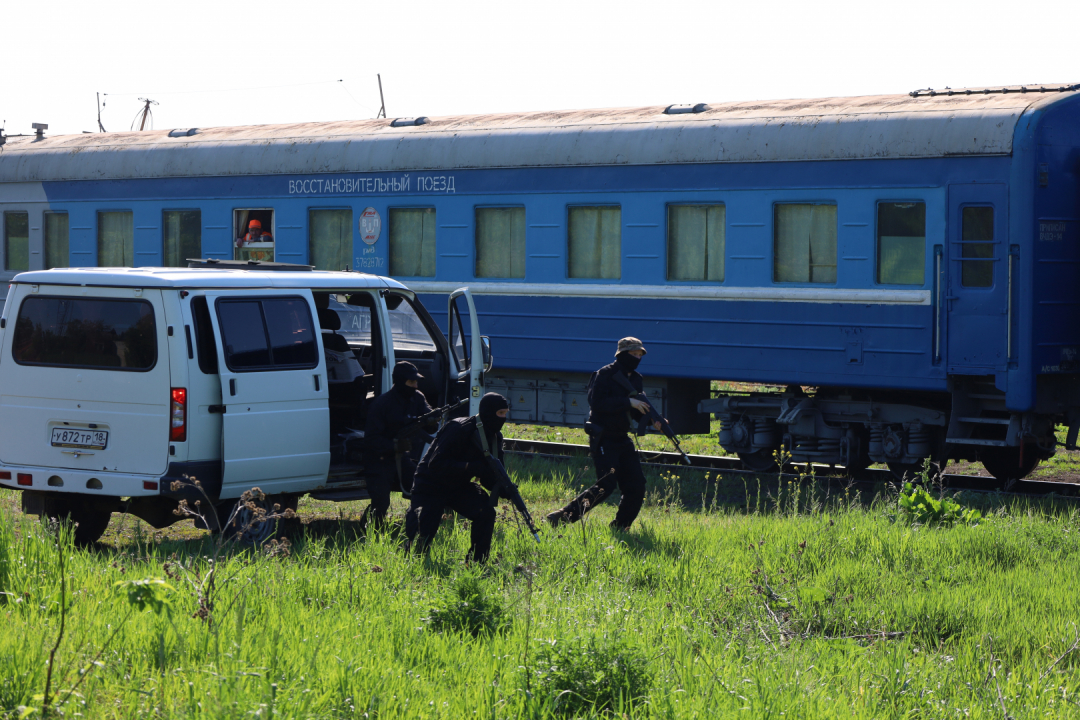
448, 288, 487, 415
203, 290, 330, 497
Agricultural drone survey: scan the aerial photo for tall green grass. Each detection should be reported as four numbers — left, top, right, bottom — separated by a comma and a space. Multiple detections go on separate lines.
2, 462, 1080, 718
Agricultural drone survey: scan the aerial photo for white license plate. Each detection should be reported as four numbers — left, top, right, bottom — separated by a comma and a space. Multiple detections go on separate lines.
51, 428, 108, 450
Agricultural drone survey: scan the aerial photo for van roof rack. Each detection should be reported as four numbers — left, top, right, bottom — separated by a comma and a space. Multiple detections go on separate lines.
186, 258, 315, 271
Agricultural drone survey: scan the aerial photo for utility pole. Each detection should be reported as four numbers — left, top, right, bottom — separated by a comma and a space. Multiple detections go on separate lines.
135, 98, 158, 131
97, 92, 106, 132
377, 74, 386, 119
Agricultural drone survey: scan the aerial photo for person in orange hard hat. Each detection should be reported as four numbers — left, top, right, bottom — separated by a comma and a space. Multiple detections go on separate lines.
236, 219, 273, 247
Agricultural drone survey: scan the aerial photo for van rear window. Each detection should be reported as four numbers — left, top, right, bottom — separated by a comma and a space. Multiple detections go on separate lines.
216, 296, 318, 371
12, 296, 157, 370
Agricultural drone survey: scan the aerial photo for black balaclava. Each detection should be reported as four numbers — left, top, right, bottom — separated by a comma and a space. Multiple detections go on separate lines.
616, 351, 641, 374
392, 361, 419, 399
478, 392, 510, 440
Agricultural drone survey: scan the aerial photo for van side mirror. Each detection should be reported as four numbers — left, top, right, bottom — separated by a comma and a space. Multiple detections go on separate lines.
481, 336, 493, 373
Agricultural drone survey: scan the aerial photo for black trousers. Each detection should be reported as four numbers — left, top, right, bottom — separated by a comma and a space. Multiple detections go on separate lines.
360, 460, 415, 532
404, 482, 497, 562
557, 435, 646, 529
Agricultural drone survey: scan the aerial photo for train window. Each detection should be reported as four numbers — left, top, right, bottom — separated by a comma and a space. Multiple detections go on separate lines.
774, 204, 837, 283
234, 209, 274, 262
568, 206, 621, 279
98, 211, 134, 266
389, 208, 436, 277
668, 205, 725, 282
44, 212, 69, 269
163, 210, 201, 267
961, 206, 994, 288
876, 202, 925, 285
4, 212, 29, 272
475, 207, 525, 278
309, 208, 352, 271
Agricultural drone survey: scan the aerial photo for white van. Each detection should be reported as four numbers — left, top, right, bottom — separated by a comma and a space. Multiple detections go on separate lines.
0, 263, 489, 544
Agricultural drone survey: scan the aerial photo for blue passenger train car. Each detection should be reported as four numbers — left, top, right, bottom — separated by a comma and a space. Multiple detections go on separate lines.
3, 84, 1079, 481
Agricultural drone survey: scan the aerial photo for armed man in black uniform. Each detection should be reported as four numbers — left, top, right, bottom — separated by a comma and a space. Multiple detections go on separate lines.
546, 337, 661, 531
403, 392, 511, 563
362, 361, 434, 532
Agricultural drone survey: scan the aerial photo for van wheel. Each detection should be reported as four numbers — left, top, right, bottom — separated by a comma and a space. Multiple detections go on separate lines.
222, 496, 277, 546
46, 502, 111, 546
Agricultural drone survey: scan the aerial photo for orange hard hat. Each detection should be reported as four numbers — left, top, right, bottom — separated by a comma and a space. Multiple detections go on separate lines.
248, 219, 262, 229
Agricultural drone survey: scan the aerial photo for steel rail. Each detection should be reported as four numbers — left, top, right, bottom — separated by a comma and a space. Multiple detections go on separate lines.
503, 438, 1080, 497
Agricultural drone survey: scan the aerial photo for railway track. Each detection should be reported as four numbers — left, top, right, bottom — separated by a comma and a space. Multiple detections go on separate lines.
503, 437, 1080, 498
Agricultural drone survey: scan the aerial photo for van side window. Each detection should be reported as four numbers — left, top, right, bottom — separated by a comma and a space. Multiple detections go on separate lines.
190, 296, 218, 374
216, 296, 318, 372
12, 296, 157, 370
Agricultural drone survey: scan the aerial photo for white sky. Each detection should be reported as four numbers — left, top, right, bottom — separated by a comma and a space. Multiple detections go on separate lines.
2, 0, 1077, 138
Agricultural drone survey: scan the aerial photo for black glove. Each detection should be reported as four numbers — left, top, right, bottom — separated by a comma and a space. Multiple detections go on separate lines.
393, 438, 412, 453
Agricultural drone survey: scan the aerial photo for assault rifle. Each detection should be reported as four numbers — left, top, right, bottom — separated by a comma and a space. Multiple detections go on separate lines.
476, 419, 541, 542
611, 372, 692, 465
393, 397, 469, 496
394, 397, 469, 442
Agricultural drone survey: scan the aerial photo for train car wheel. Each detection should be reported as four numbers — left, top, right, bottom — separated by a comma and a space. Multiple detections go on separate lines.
980, 448, 1040, 482
886, 461, 938, 483
738, 450, 779, 473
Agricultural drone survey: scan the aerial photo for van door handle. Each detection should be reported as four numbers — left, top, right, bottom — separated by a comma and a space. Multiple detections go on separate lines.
229, 378, 236, 396
314, 374, 321, 392
208, 405, 226, 414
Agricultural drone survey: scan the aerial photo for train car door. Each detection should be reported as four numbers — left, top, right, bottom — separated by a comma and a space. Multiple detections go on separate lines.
946, 184, 1010, 371
204, 289, 331, 497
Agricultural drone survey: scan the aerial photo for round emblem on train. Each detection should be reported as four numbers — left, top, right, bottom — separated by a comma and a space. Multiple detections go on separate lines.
359, 207, 381, 245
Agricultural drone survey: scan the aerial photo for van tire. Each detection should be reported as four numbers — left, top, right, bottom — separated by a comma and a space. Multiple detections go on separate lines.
45, 500, 111, 546
70, 510, 112, 546
221, 495, 278, 546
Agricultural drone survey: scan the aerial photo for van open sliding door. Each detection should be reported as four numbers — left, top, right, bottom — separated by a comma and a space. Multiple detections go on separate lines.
203, 289, 330, 498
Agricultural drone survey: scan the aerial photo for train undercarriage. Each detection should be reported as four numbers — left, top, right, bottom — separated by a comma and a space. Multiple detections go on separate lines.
699, 377, 1061, 483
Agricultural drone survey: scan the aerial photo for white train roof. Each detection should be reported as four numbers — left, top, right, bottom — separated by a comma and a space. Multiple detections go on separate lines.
2, 85, 1076, 182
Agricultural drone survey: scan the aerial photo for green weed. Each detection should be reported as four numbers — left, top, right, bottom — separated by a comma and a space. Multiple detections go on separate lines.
425, 572, 509, 637
898, 482, 982, 526
529, 636, 652, 716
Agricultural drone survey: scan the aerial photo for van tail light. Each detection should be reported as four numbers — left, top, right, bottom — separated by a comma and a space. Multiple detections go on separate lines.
17, 473, 32, 486
170, 388, 187, 442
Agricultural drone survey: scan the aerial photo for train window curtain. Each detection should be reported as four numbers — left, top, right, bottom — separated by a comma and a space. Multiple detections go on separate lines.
961, 207, 994, 288
309, 209, 353, 271
668, 205, 725, 282
568, 206, 621, 279
389, 208, 436, 277
774, 204, 837, 283
877, 203, 925, 285
44, 212, 69, 269
4, 212, 29, 272
97, 211, 134, 267
475, 207, 526, 278
163, 211, 201, 268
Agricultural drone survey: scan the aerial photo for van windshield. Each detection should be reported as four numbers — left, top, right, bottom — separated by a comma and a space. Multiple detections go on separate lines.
12, 296, 157, 370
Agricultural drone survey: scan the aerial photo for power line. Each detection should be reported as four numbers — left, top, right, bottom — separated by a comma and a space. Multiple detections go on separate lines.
103, 79, 346, 98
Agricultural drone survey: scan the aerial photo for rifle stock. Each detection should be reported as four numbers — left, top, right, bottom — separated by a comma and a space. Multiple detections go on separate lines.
611, 373, 692, 465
